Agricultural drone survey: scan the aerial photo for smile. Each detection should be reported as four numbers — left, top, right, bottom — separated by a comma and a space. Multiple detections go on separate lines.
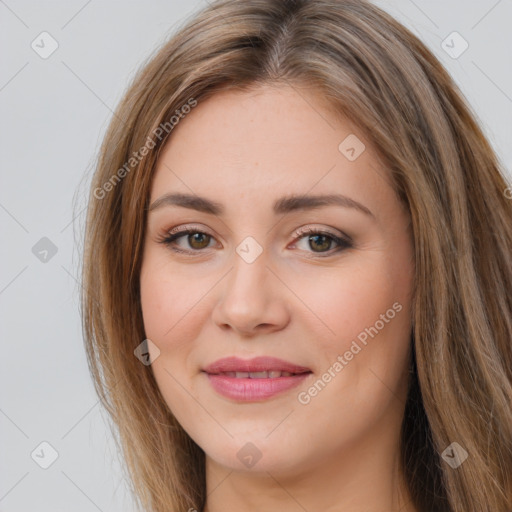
203, 371, 312, 401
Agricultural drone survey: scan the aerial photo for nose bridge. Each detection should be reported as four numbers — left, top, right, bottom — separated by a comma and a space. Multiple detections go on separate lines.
235, 233, 266, 266
227, 236, 269, 302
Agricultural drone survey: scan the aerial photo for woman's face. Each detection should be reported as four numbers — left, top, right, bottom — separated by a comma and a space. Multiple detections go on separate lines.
140, 84, 414, 478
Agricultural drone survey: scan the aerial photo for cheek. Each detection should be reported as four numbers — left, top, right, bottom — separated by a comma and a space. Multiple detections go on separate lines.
293, 256, 411, 348
140, 254, 206, 347
139, 259, 206, 427
295, 253, 412, 412
140, 276, 174, 343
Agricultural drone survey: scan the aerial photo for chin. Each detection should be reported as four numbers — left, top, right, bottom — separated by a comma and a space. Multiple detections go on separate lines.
201, 432, 309, 475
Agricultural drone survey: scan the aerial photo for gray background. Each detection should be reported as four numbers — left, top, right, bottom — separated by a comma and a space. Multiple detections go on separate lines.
1, 1, 511, 510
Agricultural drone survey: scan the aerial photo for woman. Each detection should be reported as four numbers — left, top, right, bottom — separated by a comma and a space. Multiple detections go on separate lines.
80, 0, 512, 511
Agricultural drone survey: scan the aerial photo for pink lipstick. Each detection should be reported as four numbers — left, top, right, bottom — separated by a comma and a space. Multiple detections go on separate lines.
202, 356, 312, 401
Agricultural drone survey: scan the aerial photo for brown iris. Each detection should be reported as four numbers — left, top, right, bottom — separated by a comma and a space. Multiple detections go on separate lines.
188, 232, 211, 250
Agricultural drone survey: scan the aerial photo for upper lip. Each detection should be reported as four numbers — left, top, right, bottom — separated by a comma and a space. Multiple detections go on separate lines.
202, 356, 312, 374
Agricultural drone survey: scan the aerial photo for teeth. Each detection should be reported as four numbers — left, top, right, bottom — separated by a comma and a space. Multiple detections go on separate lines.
249, 371, 268, 378
219, 371, 297, 378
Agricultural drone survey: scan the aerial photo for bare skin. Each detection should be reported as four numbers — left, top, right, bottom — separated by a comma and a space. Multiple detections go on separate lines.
140, 83, 417, 512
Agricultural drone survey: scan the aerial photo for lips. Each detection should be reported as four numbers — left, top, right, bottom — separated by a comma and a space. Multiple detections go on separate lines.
202, 356, 312, 375
202, 356, 313, 401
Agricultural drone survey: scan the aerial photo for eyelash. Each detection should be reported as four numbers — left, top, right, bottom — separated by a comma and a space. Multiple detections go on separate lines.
156, 225, 353, 258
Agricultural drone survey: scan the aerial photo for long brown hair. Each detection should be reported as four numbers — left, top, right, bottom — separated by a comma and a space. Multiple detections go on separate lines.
80, 0, 512, 510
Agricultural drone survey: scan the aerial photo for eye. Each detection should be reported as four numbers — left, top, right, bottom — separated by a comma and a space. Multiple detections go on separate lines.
291, 226, 353, 257
157, 225, 353, 257
157, 226, 216, 254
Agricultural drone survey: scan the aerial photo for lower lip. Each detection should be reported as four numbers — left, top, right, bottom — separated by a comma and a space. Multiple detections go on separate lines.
204, 372, 311, 401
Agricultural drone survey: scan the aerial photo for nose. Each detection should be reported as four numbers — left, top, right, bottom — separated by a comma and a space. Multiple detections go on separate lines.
211, 248, 290, 337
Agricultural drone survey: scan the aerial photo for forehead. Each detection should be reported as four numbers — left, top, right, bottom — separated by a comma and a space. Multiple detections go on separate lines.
150, 84, 390, 210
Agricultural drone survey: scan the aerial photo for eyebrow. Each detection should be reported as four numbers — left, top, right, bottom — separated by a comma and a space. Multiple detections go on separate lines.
148, 192, 375, 218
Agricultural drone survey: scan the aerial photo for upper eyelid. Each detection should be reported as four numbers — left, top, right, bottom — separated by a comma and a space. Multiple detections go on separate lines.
164, 224, 346, 241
